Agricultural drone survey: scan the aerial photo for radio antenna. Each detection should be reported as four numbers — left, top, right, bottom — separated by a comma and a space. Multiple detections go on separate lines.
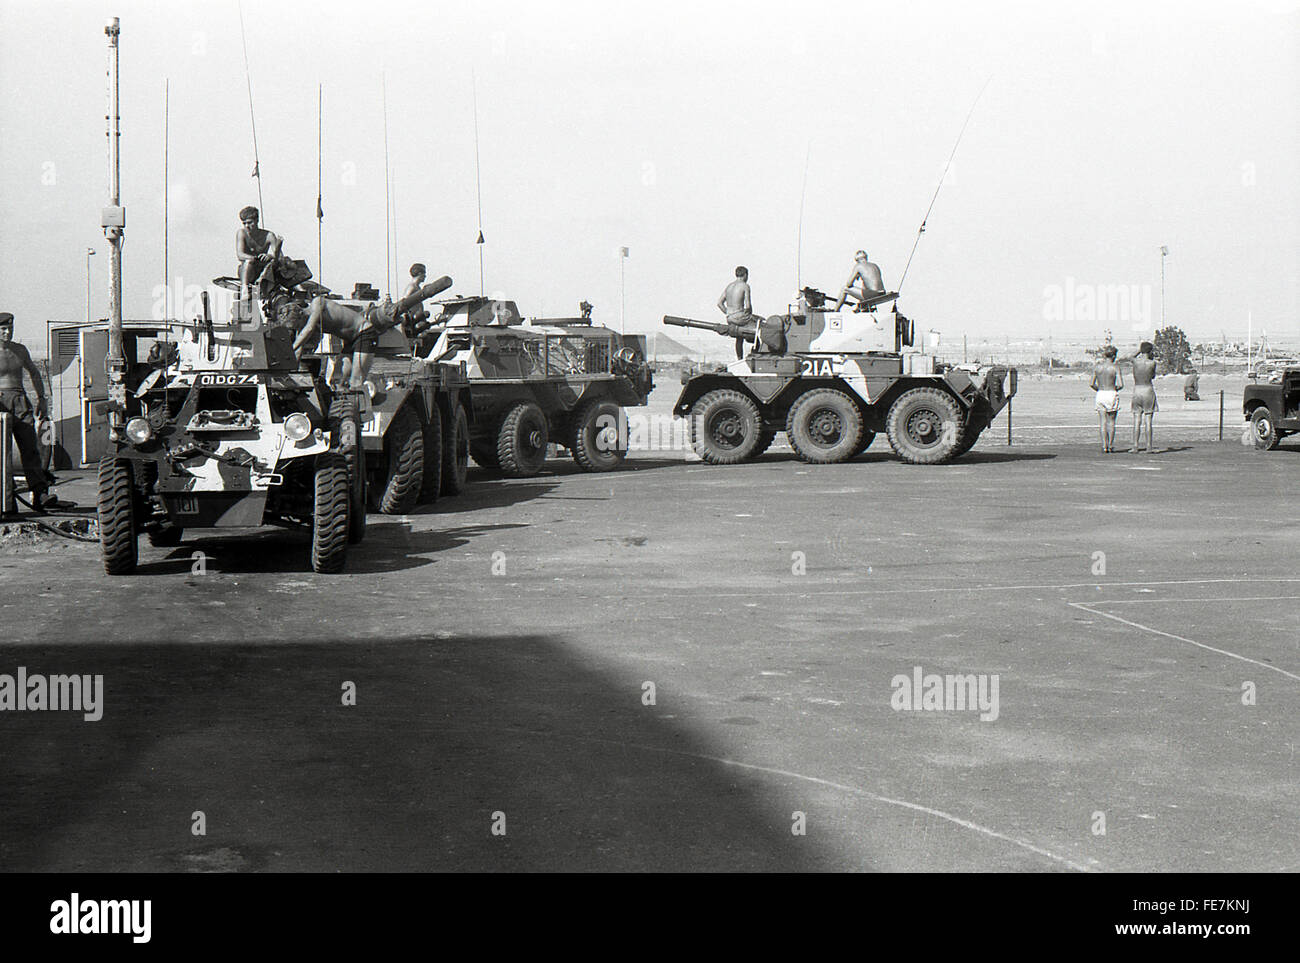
237, 1, 264, 216
897, 76, 991, 294
472, 66, 485, 296
796, 140, 811, 296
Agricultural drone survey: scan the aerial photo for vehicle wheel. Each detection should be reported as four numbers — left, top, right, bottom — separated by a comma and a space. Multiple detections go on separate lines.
752, 428, 777, 458
497, 401, 548, 477
571, 399, 628, 472
852, 430, 877, 457
378, 404, 423, 515
419, 401, 444, 502
950, 428, 979, 458
1250, 407, 1280, 450
470, 439, 500, 471
331, 397, 366, 542
886, 387, 964, 464
689, 389, 762, 464
148, 524, 184, 548
312, 452, 350, 574
97, 456, 137, 575
442, 404, 471, 494
786, 388, 863, 464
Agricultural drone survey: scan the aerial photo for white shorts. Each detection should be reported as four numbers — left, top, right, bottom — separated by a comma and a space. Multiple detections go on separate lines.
1095, 389, 1120, 413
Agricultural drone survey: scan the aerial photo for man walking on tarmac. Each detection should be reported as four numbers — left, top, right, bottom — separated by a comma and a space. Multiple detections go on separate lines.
0, 313, 70, 514
717, 266, 755, 360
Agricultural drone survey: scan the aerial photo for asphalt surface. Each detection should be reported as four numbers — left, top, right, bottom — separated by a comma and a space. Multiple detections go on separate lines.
1, 433, 1296, 872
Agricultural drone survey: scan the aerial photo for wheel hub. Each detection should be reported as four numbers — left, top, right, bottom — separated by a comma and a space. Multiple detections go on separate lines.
907, 409, 941, 445
809, 407, 843, 445
527, 429, 545, 449
710, 410, 746, 449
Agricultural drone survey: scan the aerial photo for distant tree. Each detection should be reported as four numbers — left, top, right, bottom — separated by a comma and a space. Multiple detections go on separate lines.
1153, 325, 1192, 374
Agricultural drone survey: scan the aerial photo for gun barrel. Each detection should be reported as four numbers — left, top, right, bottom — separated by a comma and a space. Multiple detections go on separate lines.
396, 275, 453, 314
662, 315, 730, 335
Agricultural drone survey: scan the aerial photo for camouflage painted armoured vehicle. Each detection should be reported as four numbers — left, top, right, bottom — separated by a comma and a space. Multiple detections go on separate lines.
663, 286, 1015, 465
95, 275, 468, 575
419, 297, 653, 477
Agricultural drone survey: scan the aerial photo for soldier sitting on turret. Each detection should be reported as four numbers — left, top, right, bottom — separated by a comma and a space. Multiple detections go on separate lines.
835, 250, 886, 311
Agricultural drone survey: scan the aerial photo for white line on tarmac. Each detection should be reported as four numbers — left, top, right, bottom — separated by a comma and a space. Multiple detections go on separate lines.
1067, 601, 1300, 683
1091, 596, 1300, 605
496, 729, 1095, 873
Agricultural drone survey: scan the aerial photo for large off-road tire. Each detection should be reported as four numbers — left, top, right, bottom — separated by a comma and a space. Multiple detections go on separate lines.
951, 426, 979, 458
497, 401, 549, 478
689, 389, 762, 464
378, 404, 424, 515
442, 404, 471, 494
470, 440, 500, 471
886, 387, 964, 465
570, 399, 628, 472
97, 456, 137, 575
1250, 407, 1280, 450
147, 524, 184, 548
786, 388, 863, 464
330, 396, 366, 543
419, 400, 444, 502
311, 452, 350, 574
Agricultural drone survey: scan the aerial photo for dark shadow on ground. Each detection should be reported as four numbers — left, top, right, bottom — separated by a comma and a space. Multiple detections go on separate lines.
407, 480, 561, 515
0, 635, 827, 871
132, 521, 527, 576
945, 451, 1057, 464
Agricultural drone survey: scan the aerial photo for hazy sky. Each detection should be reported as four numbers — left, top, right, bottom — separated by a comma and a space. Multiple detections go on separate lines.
1, 0, 1297, 349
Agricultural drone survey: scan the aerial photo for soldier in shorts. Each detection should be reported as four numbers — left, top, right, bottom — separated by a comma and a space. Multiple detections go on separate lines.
1090, 345, 1123, 453
0, 313, 70, 513
1129, 341, 1158, 451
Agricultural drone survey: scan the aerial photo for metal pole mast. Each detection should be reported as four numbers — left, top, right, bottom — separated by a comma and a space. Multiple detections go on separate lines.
104, 16, 127, 432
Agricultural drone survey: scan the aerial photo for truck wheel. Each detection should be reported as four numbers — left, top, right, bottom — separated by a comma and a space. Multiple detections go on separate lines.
497, 401, 548, 477
331, 397, 366, 542
886, 387, 964, 464
148, 524, 184, 548
97, 456, 137, 575
852, 430, 876, 457
470, 440, 500, 471
419, 401, 444, 502
379, 404, 424, 515
951, 428, 979, 458
571, 400, 628, 472
786, 388, 863, 464
442, 404, 471, 494
1250, 407, 1280, 450
312, 452, 350, 574
690, 389, 762, 464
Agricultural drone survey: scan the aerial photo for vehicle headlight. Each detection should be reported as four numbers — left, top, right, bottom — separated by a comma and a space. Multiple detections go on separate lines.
283, 412, 313, 441
125, 417, 153, 444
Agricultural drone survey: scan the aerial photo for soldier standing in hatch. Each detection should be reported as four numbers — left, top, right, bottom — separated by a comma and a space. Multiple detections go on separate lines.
0, 313, 70, 514
717, 266, 754, 360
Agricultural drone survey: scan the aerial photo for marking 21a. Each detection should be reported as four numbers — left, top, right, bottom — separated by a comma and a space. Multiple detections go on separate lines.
196, 373, 258, 387
800, 358, 839, 377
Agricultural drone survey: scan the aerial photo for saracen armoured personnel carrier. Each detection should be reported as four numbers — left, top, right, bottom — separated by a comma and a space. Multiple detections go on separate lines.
664, 286, 1015, 465
418, 298, 653, 477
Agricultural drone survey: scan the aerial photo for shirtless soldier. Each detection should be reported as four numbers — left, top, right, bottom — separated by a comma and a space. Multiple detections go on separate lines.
835, 250, 886, 311
292, 275, 452, 387
235, 206, 284, 301
1129, 341, 1158, 452
0, 313, 69, 513
1090, 344, 1123, 453
717, 266, 754, 360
